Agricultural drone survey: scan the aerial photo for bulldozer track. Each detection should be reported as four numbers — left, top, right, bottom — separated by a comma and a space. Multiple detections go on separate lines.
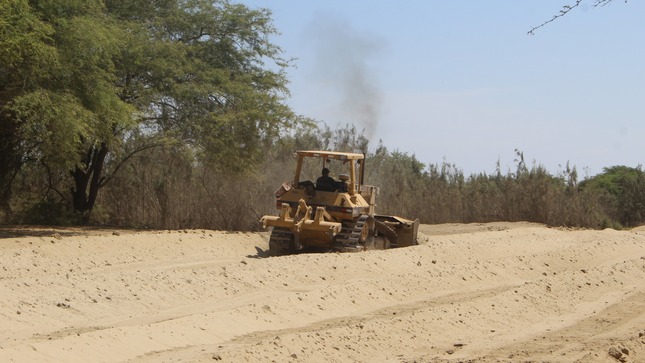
268, 227, 294, 255
334, 215, 369, 248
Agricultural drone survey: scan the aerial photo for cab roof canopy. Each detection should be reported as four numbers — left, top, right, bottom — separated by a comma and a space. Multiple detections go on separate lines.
295, 150, 364, 161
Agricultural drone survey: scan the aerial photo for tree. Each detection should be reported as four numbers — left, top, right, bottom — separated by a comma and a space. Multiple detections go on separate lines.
0, 0, 58, 222
2, 0, 138, 223
1, 0, 294, 223
579, 165, 645, 227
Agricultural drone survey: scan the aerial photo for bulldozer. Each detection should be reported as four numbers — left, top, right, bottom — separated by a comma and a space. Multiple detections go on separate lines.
260, 150, 420, 255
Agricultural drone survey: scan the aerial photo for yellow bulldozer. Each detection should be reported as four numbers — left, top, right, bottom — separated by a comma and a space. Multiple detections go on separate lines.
260, 150, 420, 255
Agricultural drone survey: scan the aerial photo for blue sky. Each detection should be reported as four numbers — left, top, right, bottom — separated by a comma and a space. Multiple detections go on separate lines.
241, 1, 644, 177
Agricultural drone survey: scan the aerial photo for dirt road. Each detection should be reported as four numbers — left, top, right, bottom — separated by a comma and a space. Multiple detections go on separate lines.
1, 223, 644, 362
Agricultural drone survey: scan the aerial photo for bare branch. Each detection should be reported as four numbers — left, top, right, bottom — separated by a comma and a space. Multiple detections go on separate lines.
98, 142, 165, 187
528, 0, 625, 35
528, 0, 583, 35
42, 161, 67, 201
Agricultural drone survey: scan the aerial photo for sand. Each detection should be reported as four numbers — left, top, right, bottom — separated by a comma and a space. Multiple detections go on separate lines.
1, 222, 644, 362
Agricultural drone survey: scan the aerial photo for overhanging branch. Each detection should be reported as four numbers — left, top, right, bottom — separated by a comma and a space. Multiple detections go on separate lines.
528, 0, 625, 35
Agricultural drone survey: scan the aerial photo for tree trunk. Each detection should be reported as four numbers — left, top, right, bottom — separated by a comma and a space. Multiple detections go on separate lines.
0, 115, 21, 224
0, 184, 13, 224
71, 142, 109, 224
0, 165, 17, 224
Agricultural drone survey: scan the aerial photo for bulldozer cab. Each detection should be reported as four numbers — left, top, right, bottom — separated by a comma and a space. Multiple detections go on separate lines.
292, 150, 365, 195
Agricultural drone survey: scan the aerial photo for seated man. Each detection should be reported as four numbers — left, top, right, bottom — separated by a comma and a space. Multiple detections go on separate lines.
316, 167, 335, 191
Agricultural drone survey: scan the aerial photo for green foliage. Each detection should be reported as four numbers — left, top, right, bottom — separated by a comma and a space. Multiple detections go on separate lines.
0, 0, 59, 222
1, 0, 296, 223
0, 0, 57, 84
580, 166, 645, 227
11, 90, 93, 168
2, 0, 134, 173
106, 0, 294, 171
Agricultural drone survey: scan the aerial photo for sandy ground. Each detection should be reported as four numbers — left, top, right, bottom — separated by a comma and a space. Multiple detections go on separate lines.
1, 222, 644, 363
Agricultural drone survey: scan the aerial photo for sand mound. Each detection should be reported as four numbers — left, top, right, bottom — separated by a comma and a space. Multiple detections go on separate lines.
1, 223, 644, 362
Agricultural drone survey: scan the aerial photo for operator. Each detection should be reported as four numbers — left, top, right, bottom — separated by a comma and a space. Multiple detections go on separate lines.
316, 167, 335, 191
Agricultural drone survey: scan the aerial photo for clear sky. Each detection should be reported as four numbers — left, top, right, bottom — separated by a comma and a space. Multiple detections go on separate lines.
240, 1, 644, 178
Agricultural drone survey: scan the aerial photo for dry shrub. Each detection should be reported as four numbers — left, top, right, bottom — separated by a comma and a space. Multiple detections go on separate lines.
6, 124, 641, 230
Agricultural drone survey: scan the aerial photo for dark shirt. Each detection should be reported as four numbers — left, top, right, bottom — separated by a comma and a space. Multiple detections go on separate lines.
316, 175, 335, 191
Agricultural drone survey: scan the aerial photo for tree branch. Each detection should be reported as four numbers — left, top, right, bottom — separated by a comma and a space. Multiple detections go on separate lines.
528, 0, 584, 35
42, 161, 67, 201
528, 0, 625, 35
179, 27, 211, 42
98, 142, 165, 187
